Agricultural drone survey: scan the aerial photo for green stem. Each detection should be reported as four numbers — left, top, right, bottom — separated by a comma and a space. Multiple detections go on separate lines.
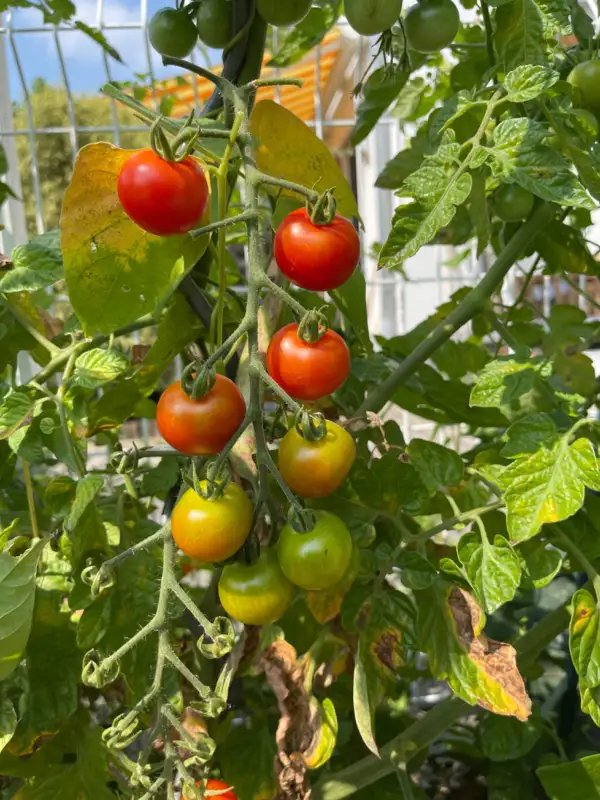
57, 352, 86, 478
487, 311, 523, 352
260, 274, 308, 318
22, 461, 39, 539
103, 524, 169, 571
479, 0, 496, 69
356, 202, 556, 416
190, 210, 257, 240
254, 362, 303, 415
2, 297, 60, 356
161, 56, 234, 100
248, 78, 303, 89
256, 173, 318, 202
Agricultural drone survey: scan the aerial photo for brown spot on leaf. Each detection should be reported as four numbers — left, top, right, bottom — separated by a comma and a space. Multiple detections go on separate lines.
372, 629, 402, 674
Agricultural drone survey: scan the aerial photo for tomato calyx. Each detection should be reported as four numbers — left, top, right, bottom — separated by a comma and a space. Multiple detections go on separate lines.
183, 457, 233, 502
295, 409, 328, 443
149, 112, 200, 164
181, 361, 217, 400
307, 189, 337, 226
297, 307, 329, 343
197, 615, 236, 659
288, 505, 317, 534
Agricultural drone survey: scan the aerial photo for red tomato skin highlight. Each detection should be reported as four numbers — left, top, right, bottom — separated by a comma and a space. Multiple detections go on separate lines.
117, 149, 209, 236
273, 208, 360, 291
156, 375, 246, 456
266, 323, 350, 401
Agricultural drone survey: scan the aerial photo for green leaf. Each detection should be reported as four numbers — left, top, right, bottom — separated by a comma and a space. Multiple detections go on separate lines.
407, 438, 464, 493
219, 724, 277, 800
395, 550, 436, 590
494, 0, 570, 71
0, 541, 44, 680
504, 64, 559, 101
501, 413, 559, 458
480, 714, 541, 761
458, 532, 521, 613
469, 355, 550, 411
376, 140, 430, 190
352, 66, 410, 147
76, 594, 113, 650
330, 268, 372, 354
569, 589, 600, 726
60, 143, 209, 335
65, 475, 104, 533
418, 583, 531, 719
139, 457, 181, 497
538, 753, 600, 799
268, 0, 340, 68
535, 220, 599, 275
0, 235, 63, 293
503, 435, 600, 541
350, 454, 430, 516
72, 347, 129, 389
73, 20, 122, 62
0, 692, 18, 755
0, 388, 40, 441
519, 539, 562, 589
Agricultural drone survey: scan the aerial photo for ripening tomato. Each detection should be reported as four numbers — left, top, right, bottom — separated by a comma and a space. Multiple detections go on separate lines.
344, 0, 403, 36
568, 61, 600, 112
277, 511, 352, 591
278, 420, 356, 499
404, 0, 460, 53
274, 208, 360, 292
218, 549, 295, 625
171, 482, 253, 562
117, 149, 209, 236
266, 323, 350, 401
494, 184, 535, 223
196, 0, 233, 48
184, 779, 238, 800
156, 375, 246, 456
148, 8, 198, 58
257, 0, 312, 26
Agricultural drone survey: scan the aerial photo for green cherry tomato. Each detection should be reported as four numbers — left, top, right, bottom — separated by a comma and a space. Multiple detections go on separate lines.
256, 0, 312, 26
148, 8, 198, 58
404, 0, 460, 53
277, 511, 353, 591
344, 0, 403, 36
196, 0, 233, 48
218, 549, 295, 625
494, 184, 535, 223
568, 61, 600, 112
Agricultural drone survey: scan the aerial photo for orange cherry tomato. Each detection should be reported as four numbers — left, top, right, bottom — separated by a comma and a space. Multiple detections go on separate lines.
156, 375, 246, 456
184, 779, 239, 800
266, 323, 350, 401
171, 482, 253, 562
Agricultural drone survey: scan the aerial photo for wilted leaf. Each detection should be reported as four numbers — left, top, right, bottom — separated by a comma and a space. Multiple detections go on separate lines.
407, 438, 464, 493
418, 584, 531, 720
250, 100, 358, 219
60, 143, 209, 335
502, 436, 600, 542
458, 531, 522, 613
0, 541, 44, 680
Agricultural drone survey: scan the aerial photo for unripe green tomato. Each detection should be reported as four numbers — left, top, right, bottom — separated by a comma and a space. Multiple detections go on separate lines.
494, 184, 535, 223
257, 0, 312, 26
344, 0, 404, 36
567, 61, 600, 112
196, 0, 233, 48
148, 8, 198, 58
404, 0, 460, 53
277, 511, 352, 591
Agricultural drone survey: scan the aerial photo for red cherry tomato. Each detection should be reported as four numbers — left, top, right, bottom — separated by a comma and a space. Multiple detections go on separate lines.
266, 323, 350, 401
156, 375, 246, 456
184, 779, 238, 800
117, 149, 209, 236
274, 208, 360, 292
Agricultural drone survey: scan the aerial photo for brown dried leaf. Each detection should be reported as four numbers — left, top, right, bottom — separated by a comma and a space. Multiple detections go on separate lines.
0, 251, 12, 269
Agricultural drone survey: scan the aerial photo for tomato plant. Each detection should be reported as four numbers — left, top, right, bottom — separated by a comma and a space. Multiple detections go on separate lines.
148, 7, 198, 58
218, 549, 294, 625
156, 374, 246, 455
344, 0, 403, 36
7, 0, 600, 798
256, 0, 312, 26
171, 482, 253, 561
266, 322, 351, 401
117, 149, 209, 235
277, 511, 353, 590
274, 207, 360, 291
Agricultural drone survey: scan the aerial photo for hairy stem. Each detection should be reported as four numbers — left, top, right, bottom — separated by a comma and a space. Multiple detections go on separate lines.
22, 461, 39, 539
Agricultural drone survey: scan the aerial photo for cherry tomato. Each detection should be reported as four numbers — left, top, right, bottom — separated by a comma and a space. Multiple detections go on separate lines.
196, 0, 233, 48
266, 324, 350, 401
404, 0, 460, 53
568, 61, 600, 111
344, 0, 403, 35
218, 549, 295, 625
278, 421, 356, 499
274, 208, 360, 292
171, 482, 253, 562
494, 184, 535, 223
257, 0, 312, 26
118, 149, 209, 236
148, 8, 198, 58
184, 779, 238, 800
156, 375, 246, 456
277, 511, 352, 591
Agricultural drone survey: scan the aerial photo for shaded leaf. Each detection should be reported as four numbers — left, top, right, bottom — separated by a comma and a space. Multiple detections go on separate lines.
480, 714, 541, 761
535, 220, 599, 276
538, 753, 600, 800
569, 589, 600, 726
330, 268, 372, 354
407, 438, 464, 493
65, 475, 104, 534
352, 66, 410, 146
519, 539, 562, 589
219, 724, 278, 800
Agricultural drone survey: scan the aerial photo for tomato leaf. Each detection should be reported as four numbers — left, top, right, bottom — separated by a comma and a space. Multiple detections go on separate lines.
457, 531, 522, 613
0, 540, 45, 680
480, 714, 541, 761
535, 220, 600, 276
569, 589, 600, 726
352, 66, 411, 147
519, 539, 562, 588
65, 475, 104, 533
330, 268, 372, 354
407, 438, 464, 493
0, 388, 41, 441
494, 0, 569, 71
60, 143, 209, 335
219, 724, 277, 800
0, 233, 63, 294
501, 412, 559, 458
72, 348, 130, 389
503, 64, 559, 102
268, 0, 340, 68
538, 753, 600, 800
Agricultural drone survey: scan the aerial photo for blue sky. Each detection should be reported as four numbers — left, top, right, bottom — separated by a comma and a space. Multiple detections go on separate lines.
4, 0, 220, 99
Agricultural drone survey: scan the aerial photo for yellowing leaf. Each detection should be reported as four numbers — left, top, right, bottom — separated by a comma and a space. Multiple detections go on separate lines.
60, 143, 209, 335
419, 584, 531, 721
250, 100, 359, 219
